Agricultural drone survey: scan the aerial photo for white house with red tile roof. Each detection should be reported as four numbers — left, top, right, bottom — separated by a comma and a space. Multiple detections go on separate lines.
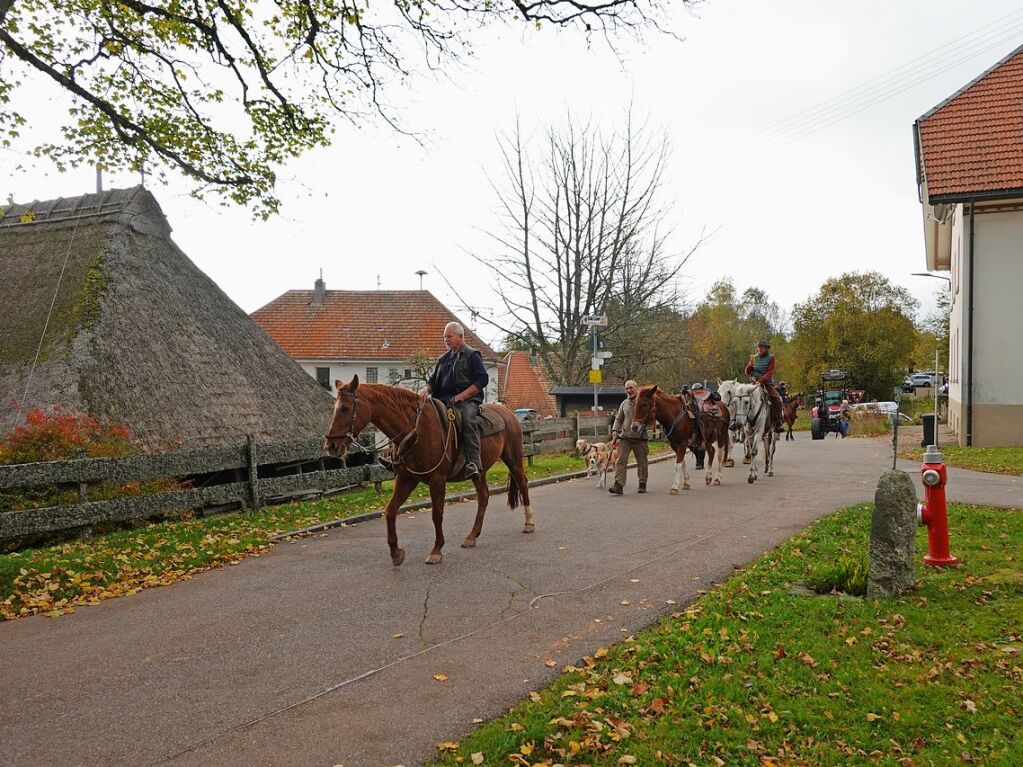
913, 44, 1023, 446
252, 278, 501, 402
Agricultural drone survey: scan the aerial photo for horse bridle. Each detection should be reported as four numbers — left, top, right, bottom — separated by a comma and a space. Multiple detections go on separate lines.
732, 388, 765, 432
325, 390, 368, 451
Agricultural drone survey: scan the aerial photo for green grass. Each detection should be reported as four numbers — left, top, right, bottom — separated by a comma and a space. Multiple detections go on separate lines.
900, 446, 1023, 477
1, 449, 651, 621
429, 504, 1023, 767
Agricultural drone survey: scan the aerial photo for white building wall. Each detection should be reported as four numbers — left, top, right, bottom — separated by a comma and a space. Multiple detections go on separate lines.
973, 208, 1023, 407
298, 359, 499, 402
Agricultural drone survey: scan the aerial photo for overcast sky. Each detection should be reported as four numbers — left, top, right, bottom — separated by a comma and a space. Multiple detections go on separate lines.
5, 0, 1023, 346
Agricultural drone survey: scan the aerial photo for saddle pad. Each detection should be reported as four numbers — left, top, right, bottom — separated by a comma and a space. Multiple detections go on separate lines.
479, 406, 506, 437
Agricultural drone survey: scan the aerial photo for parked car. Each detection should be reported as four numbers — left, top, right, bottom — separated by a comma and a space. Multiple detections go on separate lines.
513, 408, 538, 422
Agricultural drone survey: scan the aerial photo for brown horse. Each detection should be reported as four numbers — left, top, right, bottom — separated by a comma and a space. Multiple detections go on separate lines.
631, 386, 731, 492
782, 393, 804, 442
323, 375, 534, 566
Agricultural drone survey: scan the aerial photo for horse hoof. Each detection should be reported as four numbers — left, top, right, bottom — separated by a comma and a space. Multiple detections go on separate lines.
705, 475, 712, 485
683, 483, 690, 490
522, 523, 535, 534
669, 487, 679, 496
392, 548, 406, 566
747, 475, 755, 484
461, 537, 476, 548
713, 479, 721, 486
768, 471, 774, 477
724, 459, 735, 467
743, 458, 751, 465
425, 553, 443, 565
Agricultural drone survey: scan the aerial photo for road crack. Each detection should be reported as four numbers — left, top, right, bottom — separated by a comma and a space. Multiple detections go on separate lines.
418, 588, 431, 649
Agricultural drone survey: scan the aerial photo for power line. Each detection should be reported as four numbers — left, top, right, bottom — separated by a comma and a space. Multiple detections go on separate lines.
767, 29, 1023, 148
754, 9, 1023, 146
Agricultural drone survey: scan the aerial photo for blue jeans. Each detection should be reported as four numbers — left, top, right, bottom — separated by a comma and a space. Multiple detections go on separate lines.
838, 420, 849, 438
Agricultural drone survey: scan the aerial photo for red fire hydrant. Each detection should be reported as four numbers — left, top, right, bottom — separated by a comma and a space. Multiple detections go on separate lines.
917, 446, 958, 567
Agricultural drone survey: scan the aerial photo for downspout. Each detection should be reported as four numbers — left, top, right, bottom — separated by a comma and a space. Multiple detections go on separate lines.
966, 201, 975, 447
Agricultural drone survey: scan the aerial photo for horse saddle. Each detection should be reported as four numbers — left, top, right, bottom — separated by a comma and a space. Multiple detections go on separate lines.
424, 400, 505, 479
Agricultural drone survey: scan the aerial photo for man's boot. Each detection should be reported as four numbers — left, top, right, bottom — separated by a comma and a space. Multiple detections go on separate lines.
637, 481, 647, 494
608, 482, 624, 495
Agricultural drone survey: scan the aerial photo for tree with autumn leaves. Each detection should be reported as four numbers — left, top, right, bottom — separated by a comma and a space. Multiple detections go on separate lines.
788, 272, 919, 400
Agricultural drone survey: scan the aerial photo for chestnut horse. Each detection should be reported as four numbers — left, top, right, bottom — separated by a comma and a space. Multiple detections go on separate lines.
782, 393, 804, 441
323, 375, 534, 566
631, 386, 731, 492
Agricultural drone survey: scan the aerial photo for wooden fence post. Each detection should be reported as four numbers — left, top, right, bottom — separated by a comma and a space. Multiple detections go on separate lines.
246, 435, 261, 509
75, 448, 93, 541
574, 411, 580, 446
527, 426, 535, 467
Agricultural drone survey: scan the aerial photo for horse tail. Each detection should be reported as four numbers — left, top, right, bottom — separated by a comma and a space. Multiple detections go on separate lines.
507, 469, 521, 510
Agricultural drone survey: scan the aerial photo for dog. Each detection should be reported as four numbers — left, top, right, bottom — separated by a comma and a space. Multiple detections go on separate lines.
576, 438, 619, 486
576, 439, 604, 477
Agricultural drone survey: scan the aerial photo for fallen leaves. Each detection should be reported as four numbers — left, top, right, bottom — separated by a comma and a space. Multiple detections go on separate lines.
433, 673, 448, 682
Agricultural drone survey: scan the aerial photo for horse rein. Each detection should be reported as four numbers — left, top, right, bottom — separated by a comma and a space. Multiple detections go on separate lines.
326, 389, 459, 475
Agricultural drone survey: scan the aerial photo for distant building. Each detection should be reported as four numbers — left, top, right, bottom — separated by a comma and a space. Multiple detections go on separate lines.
252, 280, 501, 402
913, 44, 1023, 446
499, 351, 558, 417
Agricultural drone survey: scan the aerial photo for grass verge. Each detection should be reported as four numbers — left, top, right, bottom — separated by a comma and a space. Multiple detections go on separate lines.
1, 448, 672, 621
899, 446, 1023, 477
429, 503, 1023, 767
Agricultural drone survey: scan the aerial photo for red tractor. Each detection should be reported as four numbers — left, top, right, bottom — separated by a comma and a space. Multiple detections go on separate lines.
810, 369, 851, 440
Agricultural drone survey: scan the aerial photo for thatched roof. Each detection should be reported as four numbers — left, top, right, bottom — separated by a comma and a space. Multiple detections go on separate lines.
0, 187, 334, 451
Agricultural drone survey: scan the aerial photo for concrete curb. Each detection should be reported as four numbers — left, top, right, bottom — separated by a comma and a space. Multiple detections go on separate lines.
270, 451, 677, 541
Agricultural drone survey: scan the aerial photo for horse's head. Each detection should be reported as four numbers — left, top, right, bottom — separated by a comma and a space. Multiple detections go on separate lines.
631, 385, 658, 434
725, 382, 757, 429
324, 374, 371, 457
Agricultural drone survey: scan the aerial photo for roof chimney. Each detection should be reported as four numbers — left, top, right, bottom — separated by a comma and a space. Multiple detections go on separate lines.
312, 269, 326, 307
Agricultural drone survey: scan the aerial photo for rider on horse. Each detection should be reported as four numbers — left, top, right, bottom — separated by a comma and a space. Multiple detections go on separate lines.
424, 321, 489, 479
744, 340, 784, 434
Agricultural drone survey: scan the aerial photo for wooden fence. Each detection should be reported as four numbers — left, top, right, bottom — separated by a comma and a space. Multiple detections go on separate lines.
1, 413, 614, 542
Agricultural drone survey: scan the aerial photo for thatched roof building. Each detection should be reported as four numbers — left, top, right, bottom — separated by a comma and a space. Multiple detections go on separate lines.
0, 187, 333, 450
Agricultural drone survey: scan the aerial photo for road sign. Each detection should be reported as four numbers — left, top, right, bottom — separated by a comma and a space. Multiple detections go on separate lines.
589, 369, 602, 384
591, 356, 603, 369
582, 314, 607, 326
595, 350, 613, 359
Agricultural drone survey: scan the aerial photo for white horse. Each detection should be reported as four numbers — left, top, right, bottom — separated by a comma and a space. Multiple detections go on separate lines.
717, 380, 776, 483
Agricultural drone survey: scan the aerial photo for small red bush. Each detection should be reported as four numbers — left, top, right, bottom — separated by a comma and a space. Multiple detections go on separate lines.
0, 406, 136, 465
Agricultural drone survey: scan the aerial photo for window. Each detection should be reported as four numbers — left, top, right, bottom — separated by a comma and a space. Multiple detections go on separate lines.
404, 368, 412, 379
315, 367, 330, 390
388, 368, 400, 384
366, 367, 378, 383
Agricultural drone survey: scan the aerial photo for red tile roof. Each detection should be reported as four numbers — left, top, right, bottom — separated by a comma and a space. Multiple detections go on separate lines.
916, 45, 1023, 201
251, 290, 500, 362
499, 351, 558, 417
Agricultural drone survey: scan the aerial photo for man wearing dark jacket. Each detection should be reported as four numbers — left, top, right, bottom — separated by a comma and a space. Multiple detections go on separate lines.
425, 322, 489, 479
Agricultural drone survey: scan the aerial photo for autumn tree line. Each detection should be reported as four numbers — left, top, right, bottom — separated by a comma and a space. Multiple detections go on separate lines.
465, 114, 949, 402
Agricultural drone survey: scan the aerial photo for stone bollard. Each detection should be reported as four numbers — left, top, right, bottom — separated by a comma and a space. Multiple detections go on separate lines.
868, 470, 917, 597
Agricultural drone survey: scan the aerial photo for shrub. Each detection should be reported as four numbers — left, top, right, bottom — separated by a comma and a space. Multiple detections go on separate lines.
805, 553, 868, 596
0, 407, 176, 515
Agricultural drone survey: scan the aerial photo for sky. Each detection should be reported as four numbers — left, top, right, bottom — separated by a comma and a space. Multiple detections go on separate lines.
4, 0, 1023, 347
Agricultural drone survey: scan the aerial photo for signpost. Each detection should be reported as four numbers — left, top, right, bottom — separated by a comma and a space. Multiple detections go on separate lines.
582, 314, 609, 412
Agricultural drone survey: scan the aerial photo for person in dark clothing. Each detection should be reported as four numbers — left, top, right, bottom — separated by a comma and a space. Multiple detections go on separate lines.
777, 381, 788, 404
688, 382, 707, 470
425, 321, 489, 479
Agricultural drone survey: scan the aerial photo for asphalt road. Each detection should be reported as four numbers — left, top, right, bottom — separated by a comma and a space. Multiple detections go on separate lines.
1, 431, 1019, 767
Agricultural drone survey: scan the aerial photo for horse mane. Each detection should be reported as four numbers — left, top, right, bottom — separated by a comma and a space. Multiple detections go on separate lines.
357, 383, 423, 416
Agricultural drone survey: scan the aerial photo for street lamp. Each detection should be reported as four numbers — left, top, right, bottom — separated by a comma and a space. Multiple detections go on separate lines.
911, 272, 951, 287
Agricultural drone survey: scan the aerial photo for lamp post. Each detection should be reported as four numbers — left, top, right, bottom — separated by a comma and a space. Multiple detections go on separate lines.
911, 272, 951, 287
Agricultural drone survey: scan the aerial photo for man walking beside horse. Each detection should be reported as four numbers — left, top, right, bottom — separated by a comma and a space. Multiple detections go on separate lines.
608, 380, 649, 496
744, 340, 785, 434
